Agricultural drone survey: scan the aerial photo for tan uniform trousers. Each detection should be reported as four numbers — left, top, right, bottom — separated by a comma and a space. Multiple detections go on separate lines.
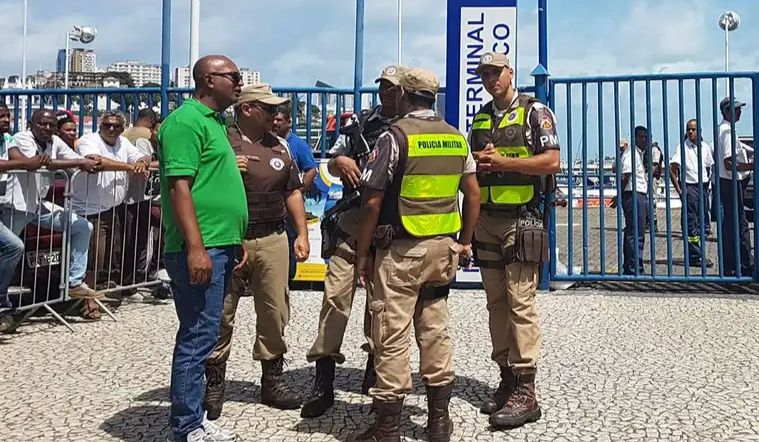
475, 211, 541, 374
306, 236, 373, 363
208, 230, 290, 364
369, 236, 458, 402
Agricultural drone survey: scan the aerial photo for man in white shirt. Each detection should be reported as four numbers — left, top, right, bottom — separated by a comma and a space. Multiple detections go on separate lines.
71, 111, 151, 292
121, 108, 159, 286
616, 128, 648, 275
716, 97, 754, 276
0, 104, 30, 328
0, 109, 104, 300
669, 119, 714, 267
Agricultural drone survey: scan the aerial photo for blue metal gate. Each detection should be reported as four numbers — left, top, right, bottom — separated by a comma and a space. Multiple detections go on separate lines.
547, 72, 759, 283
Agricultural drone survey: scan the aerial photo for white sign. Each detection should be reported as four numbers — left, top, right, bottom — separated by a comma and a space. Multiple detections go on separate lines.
446, 1, 518, 135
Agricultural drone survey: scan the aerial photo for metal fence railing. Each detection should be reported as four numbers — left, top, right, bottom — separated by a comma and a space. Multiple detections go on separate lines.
549, 71, 759, 283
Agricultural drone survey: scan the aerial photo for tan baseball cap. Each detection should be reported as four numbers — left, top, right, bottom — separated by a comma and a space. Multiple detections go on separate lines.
398, 67, 439, 96
375, 65, 407, 85
475, 52, 511, 75
234, 83, 290, 107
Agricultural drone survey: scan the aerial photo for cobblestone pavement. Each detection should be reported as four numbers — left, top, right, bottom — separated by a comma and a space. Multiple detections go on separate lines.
2, 288, 759, 441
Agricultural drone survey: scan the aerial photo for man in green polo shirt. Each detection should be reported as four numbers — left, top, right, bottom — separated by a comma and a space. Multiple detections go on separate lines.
158, 54, 247, 442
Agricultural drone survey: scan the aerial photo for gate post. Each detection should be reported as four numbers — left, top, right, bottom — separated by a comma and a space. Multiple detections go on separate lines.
353, 0, 365, 112
160, 0, 171, 117
532, 65, 552, 291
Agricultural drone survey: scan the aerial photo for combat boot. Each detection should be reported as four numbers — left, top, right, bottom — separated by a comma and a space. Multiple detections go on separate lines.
480, 365, 516, 415
301, 357, 336, 418
489, 372, 541, 429
426, 383, 454, 442
361, 354, 377, 395
345, 400, 403, 442
260, 357, 302, 410
203, 361, 226, 420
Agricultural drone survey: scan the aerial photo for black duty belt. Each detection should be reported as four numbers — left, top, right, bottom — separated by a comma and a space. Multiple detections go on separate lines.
482, 207, 522, 217
246, 221, 285, 239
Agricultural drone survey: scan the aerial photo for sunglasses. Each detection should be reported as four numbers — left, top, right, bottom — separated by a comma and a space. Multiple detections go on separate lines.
252, 103, 279, 115
102, 123, 124, 130
208, 71, 242, 84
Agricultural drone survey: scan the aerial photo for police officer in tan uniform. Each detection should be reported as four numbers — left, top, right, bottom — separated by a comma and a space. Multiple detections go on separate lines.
469, 52, 560, 429
301, 66, 404, 418
203, 84, 310, 419
349, 67, 481, 442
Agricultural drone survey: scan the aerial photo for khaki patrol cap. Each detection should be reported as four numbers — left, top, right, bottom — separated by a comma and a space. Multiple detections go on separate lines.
375, 65, 408, 85
475, 52, 511, 75
234, 83, 290, 107
398, 67, 439, 96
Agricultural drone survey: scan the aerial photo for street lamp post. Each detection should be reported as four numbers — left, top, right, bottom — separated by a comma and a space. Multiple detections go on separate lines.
64, 25, 97, 89
719, 11, 740, 73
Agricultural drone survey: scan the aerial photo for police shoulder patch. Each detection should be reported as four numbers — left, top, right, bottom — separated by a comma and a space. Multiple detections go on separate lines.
367, 148, 379, 163
270, 157, 285, 171
539, 114, 553, 130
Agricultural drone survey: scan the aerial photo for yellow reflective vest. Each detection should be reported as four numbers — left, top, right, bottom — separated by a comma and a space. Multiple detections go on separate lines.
379, 114, 468, 238
470, 94, 543, 209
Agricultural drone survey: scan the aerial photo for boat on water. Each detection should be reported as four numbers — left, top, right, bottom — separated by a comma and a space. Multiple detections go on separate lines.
556, 159, 683, 209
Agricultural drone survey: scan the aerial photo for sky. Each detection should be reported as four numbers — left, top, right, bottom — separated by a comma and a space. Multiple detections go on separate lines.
1, 0, 757, 157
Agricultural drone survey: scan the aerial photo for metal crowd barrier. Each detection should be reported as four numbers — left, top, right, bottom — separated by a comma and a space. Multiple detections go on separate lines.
1, 168, 166, 332
2, 170, 73, 330
548, 71, 759, 283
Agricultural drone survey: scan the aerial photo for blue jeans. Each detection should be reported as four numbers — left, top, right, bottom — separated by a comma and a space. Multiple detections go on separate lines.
0, 221, 24, 309
622, 192, 646, 275
164, 246, 238, 439
0, 204, 92, 287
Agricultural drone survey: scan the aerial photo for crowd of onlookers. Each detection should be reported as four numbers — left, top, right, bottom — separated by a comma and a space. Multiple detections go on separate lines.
0, 105, 162, 326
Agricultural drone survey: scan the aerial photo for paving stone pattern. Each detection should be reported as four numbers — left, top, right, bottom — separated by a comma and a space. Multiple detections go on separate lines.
1, 288, 759, 441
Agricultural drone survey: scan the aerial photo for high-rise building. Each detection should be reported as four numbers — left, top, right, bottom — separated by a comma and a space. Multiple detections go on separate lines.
174, 66, 261, 88
56, 48, 97, 73
107, 60, 161, 87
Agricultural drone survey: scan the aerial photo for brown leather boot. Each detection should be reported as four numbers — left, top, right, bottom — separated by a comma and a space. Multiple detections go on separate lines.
489, 372, 541, 429
203, 361, 226, 420
261, 357, 302, 410
361, 354, 377, 395
480, 365, 516, 415
426, 383, 454, 442
345, 400, 403, 442
301, 357, 336, 418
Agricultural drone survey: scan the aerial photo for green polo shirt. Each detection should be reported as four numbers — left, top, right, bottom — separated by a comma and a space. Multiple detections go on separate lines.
157, 98, 248, 253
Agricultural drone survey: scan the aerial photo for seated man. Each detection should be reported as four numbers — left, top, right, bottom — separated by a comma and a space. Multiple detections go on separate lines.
0, 109, 104, 315
0, 105, 31, 329
70, 111, 150, 297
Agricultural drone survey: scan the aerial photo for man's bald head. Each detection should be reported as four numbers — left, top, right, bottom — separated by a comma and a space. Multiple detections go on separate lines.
191, 54, 242, 111
192, 55, 236, 87
31, 109, 56, 124
30, 109, 57, 143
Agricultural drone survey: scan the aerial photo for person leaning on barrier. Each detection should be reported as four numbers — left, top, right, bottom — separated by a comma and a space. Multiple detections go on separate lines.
0, 104, 29, 331
669, 119, 715, 268
158, 55, 247, 442
70, 112, 151, 310
299, 65, 404, 419
120, 108, 160, 292
350, 67, 480, 442
716, 97, 754, 277
0, 109, 106, 316
469, 52, 560, 429
203, 83, 310, 418
56, 114, 79, 151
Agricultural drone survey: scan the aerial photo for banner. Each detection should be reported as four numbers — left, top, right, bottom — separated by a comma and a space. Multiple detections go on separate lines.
445, 0, 518, 134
